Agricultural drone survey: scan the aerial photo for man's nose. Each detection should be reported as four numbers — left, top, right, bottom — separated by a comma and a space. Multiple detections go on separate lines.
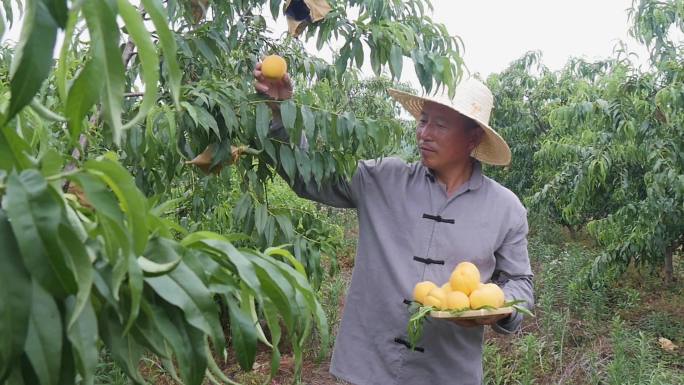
418, 122, 434, 140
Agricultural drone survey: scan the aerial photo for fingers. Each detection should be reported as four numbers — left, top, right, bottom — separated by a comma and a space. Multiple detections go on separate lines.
282, 73, 293, 88
254, 80, 269, 94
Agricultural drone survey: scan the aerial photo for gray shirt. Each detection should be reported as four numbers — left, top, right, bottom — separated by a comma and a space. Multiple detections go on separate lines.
270, 121, 534, 385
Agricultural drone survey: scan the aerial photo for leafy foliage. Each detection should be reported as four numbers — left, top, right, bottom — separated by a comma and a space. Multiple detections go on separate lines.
487, 0, 684, 282
0, 0, 463, 383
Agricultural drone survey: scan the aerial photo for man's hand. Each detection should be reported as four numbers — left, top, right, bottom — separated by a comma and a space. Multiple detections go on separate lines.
253, 61, 293, 101
448, 313, 509, 328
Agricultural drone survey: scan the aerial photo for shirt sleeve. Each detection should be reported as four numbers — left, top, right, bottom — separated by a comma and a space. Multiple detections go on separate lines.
269, 117, 358, 208
490, 213, 534, 335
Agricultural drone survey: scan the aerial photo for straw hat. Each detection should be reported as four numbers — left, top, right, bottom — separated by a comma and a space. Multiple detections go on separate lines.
388, 79, 511, 166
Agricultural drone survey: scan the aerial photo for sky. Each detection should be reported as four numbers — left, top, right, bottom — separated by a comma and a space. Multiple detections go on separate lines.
271, 0, 652, 88
1, 0, 652, 88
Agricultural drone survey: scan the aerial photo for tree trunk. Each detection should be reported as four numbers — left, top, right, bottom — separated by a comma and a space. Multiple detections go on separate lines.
664, 236, 682, 283
664, 247, 674, 282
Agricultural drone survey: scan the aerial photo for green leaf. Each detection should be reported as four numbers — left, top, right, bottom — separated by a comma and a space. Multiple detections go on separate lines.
141, 0, 181, 108
124, 248, 144, 334
264, 216, 276, 245
65, 297, 97, 385
265, 245, 305, 276
68, 172, 124, 225
29, 99, 65, 122
231, 193, 252, 223
137, 255, 181, 276
353, 38, 364, 68
45, 0, 67, 28
294, 148, 312, 184
312, 154, 324, 186
226, 295, 257, 370
83, 0, 125, 145
154, 304, 207, 385
195, 107, 219, 138
335, 44, 351, 76
145, 259, 225, 350
0, 125, 33, 170
263, 136, 277, 163
389, 44, 403, 78
256, 102, 271, 145
57, 342, 76, 385
3, 171, 76, 296
243, 251, 296, 331
99, 307, 145, 384
0, 210, 32, 382
301, 105, 315, 141
267, 256, 329, 358
85, 154, 148, 255
279, 144, 296, 183
274, 214, 295, 239
24, 281, 62, 385
270, 0, 280, 19
254, 203, 268, 234
262, 301, 282, 384
57, 224, 93, 329
280, 100, 297, 133
6, 0, 59, 123
65, 58, 103, 142
118, 0, 160, 130
130, 302, 169, 358
370, 45, 381, 76
139, 236, 183, 277
55, 3, 78, 101
192, 238, 262, 293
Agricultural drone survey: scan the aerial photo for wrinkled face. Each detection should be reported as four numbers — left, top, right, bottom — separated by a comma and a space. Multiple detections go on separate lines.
416, 101, 483, 172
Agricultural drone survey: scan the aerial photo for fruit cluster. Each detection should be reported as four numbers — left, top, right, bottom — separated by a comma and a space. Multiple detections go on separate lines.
412, 262, 505, 310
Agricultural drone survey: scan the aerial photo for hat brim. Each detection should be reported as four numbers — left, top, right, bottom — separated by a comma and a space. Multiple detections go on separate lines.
387, 88, 511, 166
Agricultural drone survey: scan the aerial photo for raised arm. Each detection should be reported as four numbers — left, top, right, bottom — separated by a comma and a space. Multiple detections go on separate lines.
253, 61, 358, 208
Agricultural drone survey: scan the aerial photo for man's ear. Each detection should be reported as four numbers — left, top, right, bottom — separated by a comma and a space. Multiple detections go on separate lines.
468, 127, 485, 152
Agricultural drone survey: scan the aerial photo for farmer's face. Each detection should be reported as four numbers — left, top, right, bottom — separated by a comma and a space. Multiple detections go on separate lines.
416, 101, 483, 172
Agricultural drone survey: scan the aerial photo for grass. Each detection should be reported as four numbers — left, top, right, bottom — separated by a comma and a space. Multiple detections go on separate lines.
482, 215, 684, 385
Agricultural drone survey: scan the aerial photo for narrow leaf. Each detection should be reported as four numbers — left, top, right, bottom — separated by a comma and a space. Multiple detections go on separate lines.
226, 296, 257, 370
256, 102, 270, 144
301, 105, 315, 141
3, 171, 76, 296
57, 224, 93, 328
24, 281, 62, 385
85, 154, 148, 255
279, 144, 296, 183
65, 58, 103, 141
99, 307, 145, 384
65, 297, 97, 385
141, 0, 181, 108
280, 100, 297, 133
118, 0, 160, 130
389, 44, 403, 78
145, 259, 225, 350
0, 210, 32, 381
6, 0, 58, 123
255, 203, 268, 234
83, 0, 125, 145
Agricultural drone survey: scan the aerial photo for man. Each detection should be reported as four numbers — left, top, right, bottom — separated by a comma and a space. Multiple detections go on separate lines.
254, 63, 534, 385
